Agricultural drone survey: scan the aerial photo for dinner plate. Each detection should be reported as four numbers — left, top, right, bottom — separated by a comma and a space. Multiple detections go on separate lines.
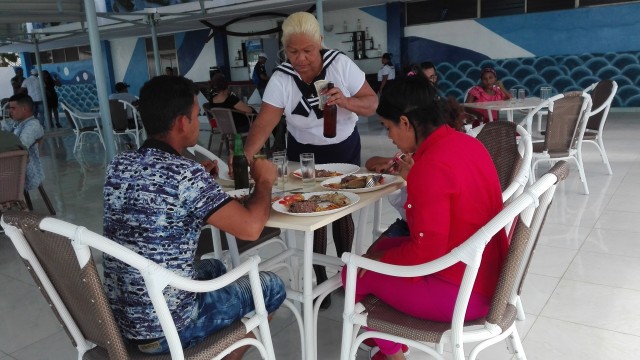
271, 191, 359, 217
320, 173, 398, 193
226, 188, 283, 203
291, 163, 360, 180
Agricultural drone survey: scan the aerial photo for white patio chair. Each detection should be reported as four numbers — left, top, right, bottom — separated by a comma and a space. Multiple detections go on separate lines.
581, 79, 618, 175
527, 92, 592, 194
61, 102, 106, 152
108, 99, 144, 149
1, 212, 278, 360
338, 162, 569, 360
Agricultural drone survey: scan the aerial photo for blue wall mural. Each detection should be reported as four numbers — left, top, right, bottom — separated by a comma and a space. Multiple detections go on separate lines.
40, 60, 98, 112
405, 3, 640, 107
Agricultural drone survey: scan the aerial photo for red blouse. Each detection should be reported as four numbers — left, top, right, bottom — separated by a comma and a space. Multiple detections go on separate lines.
380, 125, 508, 298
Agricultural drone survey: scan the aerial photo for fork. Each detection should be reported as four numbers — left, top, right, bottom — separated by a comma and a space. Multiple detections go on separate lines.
365, 175, 383, 188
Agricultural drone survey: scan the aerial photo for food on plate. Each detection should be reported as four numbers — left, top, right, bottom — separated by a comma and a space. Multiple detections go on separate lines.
279, 192, 351, 213
325, 175, 384, 189
315, 169, 342, 178
289, 200, 319, 213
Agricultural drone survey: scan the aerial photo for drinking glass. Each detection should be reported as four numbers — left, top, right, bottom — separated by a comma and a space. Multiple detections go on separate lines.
271, 156, 286, 191
540, 86, 551, 101
299, 153, 316, 190
272, 150, 288, 179
518, 89, 526, 103
510, 89, 517, 104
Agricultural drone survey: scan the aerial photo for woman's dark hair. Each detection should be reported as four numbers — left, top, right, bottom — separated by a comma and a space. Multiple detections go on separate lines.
382, 52, 393, 65
376, 75, 447, 140
210, 73, 229, 92
139, 75, 199, 137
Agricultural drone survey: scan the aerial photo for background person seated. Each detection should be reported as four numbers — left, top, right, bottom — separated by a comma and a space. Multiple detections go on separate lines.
2, 94, 45, 191
207, 73, 253, 133
465, 67, 511, 125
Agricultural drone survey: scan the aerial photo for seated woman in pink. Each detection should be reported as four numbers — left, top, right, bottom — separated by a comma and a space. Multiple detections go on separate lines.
342, 75, 508, 360
465, 67, 511, 125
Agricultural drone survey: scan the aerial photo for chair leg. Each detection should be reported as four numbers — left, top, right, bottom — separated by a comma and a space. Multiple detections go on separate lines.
23, 190, 34, 211
573, 155, 589, 195
38, 185, 56, 215
208, 131, 214, 151
218, 135, 225, 157
597, 136, 613, 175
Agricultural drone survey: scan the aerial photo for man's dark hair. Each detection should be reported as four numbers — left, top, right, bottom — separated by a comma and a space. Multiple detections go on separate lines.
9, 93, 34, 113
139, 76, 199, 137
420, 61, 436, 72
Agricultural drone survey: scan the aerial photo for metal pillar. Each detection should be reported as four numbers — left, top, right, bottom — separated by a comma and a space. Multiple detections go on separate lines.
33, 38, 52, 129
84, 0, 116, 161
316, 0, 324, 36
149, 14, 161, 77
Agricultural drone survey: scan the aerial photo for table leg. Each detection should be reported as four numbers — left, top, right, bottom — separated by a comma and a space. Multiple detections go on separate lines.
356, 205, 372, 255
303, 230, 315, 360
373, 199, 384, 239
506, 109, 514, 122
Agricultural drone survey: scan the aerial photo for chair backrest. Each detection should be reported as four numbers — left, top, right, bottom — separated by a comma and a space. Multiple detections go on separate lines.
109, 99, 129, 132
60, 102, 81, 131
207, 108, 238, 135
476, 121, 520, 191
485, 161, 568, 328
0, 150, 28, 207
472, 122, 532, 203
186, 144, 230, 178
584, 79, 617, 132
1, 212, 128, 359
202, 103, 219, 129
542, 92, 592, 155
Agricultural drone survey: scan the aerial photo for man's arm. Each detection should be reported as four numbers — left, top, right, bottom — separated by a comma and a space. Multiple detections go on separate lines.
18, 120, 44, 148
205, 158, 276, 240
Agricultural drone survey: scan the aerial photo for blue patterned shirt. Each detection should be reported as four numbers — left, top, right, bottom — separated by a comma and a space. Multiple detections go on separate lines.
2, 116, 44, 190
103, 139, 231, 340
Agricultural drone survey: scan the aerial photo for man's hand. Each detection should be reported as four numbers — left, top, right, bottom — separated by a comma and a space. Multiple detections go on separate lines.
201, 160, 219, 178
249, 157, 277, 187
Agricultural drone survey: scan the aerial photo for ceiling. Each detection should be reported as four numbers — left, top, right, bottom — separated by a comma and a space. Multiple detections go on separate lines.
0, 0, 392, 53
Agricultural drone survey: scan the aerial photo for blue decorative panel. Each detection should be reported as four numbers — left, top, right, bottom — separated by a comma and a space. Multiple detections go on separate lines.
437, 52, 640, 107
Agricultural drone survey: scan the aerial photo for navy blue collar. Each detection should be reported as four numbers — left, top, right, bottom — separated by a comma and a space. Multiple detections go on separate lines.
139, 138, 180, 156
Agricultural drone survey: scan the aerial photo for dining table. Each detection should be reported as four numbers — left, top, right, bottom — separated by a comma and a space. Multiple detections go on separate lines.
218, 164, 405, 360
460, 96, 544, 133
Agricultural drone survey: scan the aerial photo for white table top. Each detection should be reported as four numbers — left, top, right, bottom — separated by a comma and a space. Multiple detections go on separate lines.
220, 164, 405, 232
460, 97, 543, 111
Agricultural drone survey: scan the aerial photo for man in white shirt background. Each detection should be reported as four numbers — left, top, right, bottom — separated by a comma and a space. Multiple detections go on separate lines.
19, 69, 45, 128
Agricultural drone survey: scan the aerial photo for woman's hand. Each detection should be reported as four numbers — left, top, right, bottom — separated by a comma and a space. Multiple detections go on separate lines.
323, 85, 348, 108
397, 154, 414, 180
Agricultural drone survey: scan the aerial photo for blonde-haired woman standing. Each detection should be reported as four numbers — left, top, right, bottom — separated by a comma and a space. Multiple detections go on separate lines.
243, 11, 378, 309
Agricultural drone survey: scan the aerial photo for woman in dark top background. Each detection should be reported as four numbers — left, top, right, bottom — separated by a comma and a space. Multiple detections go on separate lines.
42, 70, 62, 128
207, 73, 254, 132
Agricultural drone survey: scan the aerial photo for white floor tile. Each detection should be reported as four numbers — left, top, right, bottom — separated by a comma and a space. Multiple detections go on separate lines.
595, 210, 640, 233
527, 245, 577, 278
564, 251, 640, 290
524, 317, 640, 360
581, 228, 640, 258
541, 280, 640, 336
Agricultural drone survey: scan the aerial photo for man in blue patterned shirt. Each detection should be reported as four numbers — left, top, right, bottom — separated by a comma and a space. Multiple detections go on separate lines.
3, 94, 44, 191
103, 75, 285, 357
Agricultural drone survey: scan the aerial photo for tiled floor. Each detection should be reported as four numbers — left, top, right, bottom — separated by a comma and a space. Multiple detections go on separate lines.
2, 111, 640, 359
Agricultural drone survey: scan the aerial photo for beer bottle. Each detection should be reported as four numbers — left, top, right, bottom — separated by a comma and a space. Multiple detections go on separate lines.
323, 82, 337, 138
232, 134, 250, 189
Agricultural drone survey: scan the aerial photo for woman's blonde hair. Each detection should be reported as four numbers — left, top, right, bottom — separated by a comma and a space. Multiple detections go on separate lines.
281, 12, 323, 47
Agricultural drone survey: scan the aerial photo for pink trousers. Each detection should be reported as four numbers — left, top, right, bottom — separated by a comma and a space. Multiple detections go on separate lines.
341, 236, 491, 356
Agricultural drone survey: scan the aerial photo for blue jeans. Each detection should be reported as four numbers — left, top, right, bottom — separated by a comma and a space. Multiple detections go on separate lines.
136, 259, 286, 354
381, 218, 409, 238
